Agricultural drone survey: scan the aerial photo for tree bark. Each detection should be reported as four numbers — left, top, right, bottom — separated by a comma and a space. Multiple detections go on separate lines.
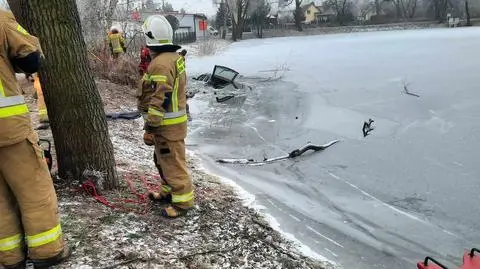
375, 0, 381, 16
294, 0, 303, 31
8, 0, 119, 189
465, 0, 471, 26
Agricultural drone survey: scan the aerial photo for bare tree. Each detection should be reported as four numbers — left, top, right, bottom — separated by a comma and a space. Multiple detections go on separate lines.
429, 0, 449, 21
391, 0, 418, 19
250, 0, 271, 38
8, 0, 119, 189
215, 0, 230, 39
294, 0, 304, 31
226, 0, 251, 41
105, 0, 119, 32
284, 0, 304, 31
400, 0, 418, 18
359, 0, 377, 20
161, 0, 174, 12
79, 0, 106, 43
465, 0, 471, 25
375, 0, 383, 15
324, 0, 355, 25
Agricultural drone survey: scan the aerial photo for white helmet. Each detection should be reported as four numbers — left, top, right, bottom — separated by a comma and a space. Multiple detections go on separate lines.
142, 15, 174, 47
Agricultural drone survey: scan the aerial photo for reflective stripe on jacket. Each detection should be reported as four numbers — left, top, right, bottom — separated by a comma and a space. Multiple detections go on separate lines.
138, 52, 188, 129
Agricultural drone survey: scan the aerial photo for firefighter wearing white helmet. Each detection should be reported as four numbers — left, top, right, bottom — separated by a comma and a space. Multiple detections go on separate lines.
137, 15, 194, 218
107, 26, 125, 58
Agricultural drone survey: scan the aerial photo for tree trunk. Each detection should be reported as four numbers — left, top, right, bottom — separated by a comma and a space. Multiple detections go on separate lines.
375, 0, 381, 16
231, 21, 238, 41
294, 0, 303, 31
8, 0, 119, 189
465, 0, 471, 26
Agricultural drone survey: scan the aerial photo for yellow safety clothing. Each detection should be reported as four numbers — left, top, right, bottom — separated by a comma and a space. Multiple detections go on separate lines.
0, 10, 66, 267
137, 51, 194, 210
108, 32, 125, 54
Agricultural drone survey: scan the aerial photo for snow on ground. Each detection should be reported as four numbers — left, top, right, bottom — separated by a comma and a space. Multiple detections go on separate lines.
181, 39, 232, 58
21, 76, 330, 268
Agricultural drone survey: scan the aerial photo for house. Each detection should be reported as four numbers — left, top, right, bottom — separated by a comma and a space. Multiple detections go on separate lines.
302, 2, 321, 24
316, 7, 336, 23
140, 12, 208, 40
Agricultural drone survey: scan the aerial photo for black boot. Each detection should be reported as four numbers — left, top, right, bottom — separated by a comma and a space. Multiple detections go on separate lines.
29, 246, 71, 268
3, 261, 26, 269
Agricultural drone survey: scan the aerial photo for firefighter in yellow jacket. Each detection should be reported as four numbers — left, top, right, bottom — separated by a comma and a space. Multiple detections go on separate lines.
138, 15, 194, 218
0, 10, 69, 268
33, 73, 48, 123
107, 27, 125, 59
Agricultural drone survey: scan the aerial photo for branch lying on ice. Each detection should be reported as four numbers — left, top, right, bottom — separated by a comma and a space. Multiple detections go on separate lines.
216, 140, 340, 166
403, 82, 420, 97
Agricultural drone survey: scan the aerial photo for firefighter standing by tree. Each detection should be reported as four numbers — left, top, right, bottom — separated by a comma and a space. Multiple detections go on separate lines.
107, 27, 126, 59
138, 15, 194, 218
0, 10, 69, 268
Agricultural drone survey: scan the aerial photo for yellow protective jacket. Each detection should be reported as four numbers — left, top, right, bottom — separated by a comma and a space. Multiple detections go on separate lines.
0, 10, 41, 147
108, 32, 125, 53
137, 52, 187, 140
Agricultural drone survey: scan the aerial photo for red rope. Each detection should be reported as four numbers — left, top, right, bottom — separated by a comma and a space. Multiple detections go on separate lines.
80, 173, 162, 215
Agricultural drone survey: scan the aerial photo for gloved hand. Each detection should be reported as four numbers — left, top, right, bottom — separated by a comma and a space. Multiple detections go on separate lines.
143, 132, 155, 146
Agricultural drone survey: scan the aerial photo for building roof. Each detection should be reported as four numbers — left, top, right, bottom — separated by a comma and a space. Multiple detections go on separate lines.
302, 2, 321, 12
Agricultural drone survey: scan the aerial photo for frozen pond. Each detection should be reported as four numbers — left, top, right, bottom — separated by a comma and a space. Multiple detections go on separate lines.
187, 27, 480, 268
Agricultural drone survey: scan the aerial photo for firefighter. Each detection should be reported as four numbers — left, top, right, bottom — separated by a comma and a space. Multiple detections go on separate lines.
138, 46, 151, 76
107, 27, 125, 59
138, 15, 194, 218
33, 73, 48, 124
0, 10, 69, 268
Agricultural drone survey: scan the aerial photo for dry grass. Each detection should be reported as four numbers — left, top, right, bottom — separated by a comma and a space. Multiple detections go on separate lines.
88, 45, 139, 88
197, 40, 221, 56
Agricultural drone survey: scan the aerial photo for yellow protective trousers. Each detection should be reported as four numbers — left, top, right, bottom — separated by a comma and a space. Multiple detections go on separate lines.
0, 131, 65, 266
33, 75, 48, 123
154, 134, 194, 209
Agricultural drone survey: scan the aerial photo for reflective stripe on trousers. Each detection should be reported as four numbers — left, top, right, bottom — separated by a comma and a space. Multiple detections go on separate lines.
26, 224, 62, 248
0, 234, 22, 251
172, 190, 194, 203
0, 95, 29, 118
161, 110, 187, 126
